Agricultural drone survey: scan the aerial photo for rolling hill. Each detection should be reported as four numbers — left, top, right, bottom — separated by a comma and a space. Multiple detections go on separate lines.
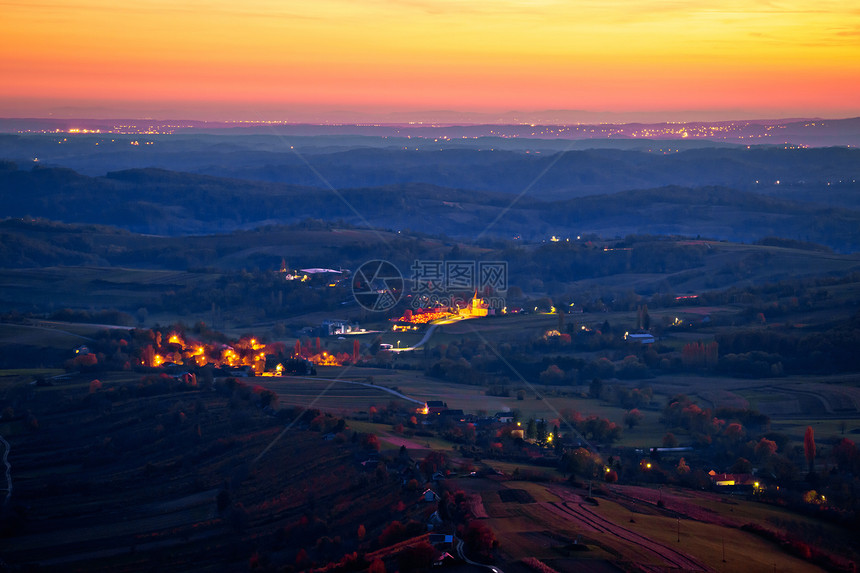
2, 161, 860, 251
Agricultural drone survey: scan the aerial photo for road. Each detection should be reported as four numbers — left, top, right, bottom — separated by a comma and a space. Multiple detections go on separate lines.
390, 323, 439, 352
291, 376, 426, 405
455, 536, 504, 573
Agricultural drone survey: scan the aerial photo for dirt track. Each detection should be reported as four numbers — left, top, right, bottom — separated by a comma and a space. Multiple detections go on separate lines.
546, 500, 711, 572
543, 486, 712, 572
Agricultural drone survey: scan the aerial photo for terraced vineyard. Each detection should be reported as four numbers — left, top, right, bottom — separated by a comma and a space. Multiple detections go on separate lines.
0, 373, 416, 571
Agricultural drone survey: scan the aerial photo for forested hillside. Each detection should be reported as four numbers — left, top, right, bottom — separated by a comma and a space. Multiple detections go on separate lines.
2, 161, 860, 250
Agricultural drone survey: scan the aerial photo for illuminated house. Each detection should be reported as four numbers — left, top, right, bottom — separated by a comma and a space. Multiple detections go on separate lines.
394, 307, 452, 324
624, 331, 655, 344
310, 351, 341, 366
709, 471, 758, 490
418, 400, 448, 415
322, 319, 356, 336
140, 333, 271, 372
458, 291, 489, 318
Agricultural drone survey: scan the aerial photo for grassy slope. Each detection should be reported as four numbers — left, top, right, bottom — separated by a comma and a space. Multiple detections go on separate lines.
0, 374, 434, 571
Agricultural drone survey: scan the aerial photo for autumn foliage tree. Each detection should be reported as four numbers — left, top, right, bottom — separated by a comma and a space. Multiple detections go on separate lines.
295, 548, 310, 569
563, 447, 601, 478
662, 432, 679, 448
68, 352, 99, 371
804, 426, 816, 474
832, 438, 859, 474
623, 408, 643, 429
754, 437, 778, 460
539, 364, 565, 385
421, 451, 447, 477
360, 433, 380, 451
731, 457, 752, 474
377, 521, 407, 547
461, 521, 498, 562
724, 422, 745, 443
681, 341, 719, 368
578, 415, 622, 443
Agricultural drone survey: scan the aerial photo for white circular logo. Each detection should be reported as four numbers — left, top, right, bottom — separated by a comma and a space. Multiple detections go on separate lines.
351, 260, 404, 311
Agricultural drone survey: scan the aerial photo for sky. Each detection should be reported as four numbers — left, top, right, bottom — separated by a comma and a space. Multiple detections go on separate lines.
1, 0, 859, 122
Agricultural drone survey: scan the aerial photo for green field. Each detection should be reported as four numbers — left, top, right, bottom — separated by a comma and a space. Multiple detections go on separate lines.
290, 357, 860, 451
0, 368, 64, 378
0, 322, 94, 348
346, 419, 456, 452
254, 374, 415, 413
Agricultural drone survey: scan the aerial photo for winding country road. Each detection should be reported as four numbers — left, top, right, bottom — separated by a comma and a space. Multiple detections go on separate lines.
455, 536, 504, 573
291, 376, 426, 405
390, 323, 440, 352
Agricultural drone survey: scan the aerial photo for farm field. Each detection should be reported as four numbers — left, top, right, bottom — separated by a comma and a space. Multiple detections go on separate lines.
327, 367, 634, 423
255, 374, 415, 414
0, 322, 94, 348
306, 366, 860, 449
346, 419, 456, 453
449, 476, 844, 573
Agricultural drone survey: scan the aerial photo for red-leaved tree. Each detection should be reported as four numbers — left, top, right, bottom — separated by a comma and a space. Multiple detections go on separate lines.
804, 426, 816, 474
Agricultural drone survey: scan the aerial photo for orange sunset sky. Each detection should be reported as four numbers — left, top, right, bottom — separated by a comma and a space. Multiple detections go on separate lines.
1, 0, 859, 122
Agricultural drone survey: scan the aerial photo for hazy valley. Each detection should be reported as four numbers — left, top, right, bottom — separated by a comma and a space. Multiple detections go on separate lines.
1, 121, 859, 573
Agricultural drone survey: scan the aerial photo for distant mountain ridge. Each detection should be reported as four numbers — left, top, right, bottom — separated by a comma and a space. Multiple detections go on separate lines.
2, 162, 859, 252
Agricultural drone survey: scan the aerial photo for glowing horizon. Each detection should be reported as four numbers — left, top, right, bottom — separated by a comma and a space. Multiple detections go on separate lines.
2, 0, 859, 122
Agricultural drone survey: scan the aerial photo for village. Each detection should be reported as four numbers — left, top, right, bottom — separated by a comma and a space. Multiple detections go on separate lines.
81, 313, 771, 508
56, 263, 820, 513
